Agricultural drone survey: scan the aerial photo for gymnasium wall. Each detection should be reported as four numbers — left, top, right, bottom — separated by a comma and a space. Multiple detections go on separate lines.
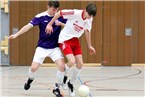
102, 1, 145, 66
9, 1, 145, 66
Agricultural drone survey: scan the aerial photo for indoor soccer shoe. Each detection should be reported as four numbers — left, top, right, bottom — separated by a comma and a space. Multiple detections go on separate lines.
24, 83, 30, 90
24, 78, 34, 90
53, 83, 63, 97
67, 81, 75, 97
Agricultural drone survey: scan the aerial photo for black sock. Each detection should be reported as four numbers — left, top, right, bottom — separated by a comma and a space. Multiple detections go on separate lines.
27, 78, 34, 85
63, 76, 67, 84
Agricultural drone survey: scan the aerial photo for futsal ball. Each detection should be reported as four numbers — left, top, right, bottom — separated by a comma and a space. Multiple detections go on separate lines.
78, 85, 90, 97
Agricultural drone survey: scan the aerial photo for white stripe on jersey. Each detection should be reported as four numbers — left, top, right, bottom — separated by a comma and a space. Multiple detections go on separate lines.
35, 11, 53, 18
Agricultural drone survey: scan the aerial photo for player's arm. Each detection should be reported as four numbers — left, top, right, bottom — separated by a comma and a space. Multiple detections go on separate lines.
9, 24, 33, 39
45, 11, 61, 34
55, 20, 65, 27
46, 10, 74, 33
85, 30, 96, 55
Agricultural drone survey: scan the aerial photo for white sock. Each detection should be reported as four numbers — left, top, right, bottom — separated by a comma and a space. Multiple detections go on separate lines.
65, 64, 71, 76
28, 68, 34, 80
70, 67, 81, 84
56, 70, 65, 86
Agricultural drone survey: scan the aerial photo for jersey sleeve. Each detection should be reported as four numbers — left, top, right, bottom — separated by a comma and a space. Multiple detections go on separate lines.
60, 9, 77, 20
59, 16, 67, 23
29, 14, 40, 26
62, 19, 67, 24
85, 18, 93, 32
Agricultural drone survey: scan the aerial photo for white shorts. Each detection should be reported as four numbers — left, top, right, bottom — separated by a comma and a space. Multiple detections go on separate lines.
32, 47, 64, 64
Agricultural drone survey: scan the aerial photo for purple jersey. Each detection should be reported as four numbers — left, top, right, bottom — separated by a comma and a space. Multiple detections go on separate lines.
29, 11, 66, 49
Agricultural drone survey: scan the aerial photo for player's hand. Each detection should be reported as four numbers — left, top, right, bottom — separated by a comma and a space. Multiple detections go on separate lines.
88, 46, 96, 55
45, 24, 53, 34
55, 20, 62, 26
9, 34, 18, 40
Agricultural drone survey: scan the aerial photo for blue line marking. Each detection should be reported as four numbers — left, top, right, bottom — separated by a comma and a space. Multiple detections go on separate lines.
78, 76, 93, 97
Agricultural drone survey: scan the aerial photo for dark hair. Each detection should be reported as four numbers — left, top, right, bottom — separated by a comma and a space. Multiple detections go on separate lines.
48, 1, 60, 8
86, 3, 97, 17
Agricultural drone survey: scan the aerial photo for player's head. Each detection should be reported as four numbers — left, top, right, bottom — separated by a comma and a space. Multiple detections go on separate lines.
47, 1, 60, 15
85, 3, 97, 19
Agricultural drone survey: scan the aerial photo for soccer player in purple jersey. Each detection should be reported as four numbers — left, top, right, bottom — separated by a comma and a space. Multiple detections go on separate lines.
9, 1, 66, 97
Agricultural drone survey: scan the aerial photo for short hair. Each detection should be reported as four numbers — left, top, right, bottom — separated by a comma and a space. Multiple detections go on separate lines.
86, 3, 97, 17
48, 1, 60, 8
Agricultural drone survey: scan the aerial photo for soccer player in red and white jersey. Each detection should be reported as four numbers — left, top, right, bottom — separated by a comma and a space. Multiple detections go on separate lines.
46, 3, 97, 96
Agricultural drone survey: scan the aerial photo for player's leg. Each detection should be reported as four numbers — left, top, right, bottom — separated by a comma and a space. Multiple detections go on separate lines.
59, 42, 76, 88
55, 58, 68, 89
55, 58, 65, 86
67, 38, 83, 97
24, 62, 41, 90
66, 54, 76, 68
49, 47, 66, 97
70, 54, 83, 84
59, 42, 76, 68
53, 59, 65, 97
66, 56, 82, 97
24, 47, 47, 90
59, 41, 76, 72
